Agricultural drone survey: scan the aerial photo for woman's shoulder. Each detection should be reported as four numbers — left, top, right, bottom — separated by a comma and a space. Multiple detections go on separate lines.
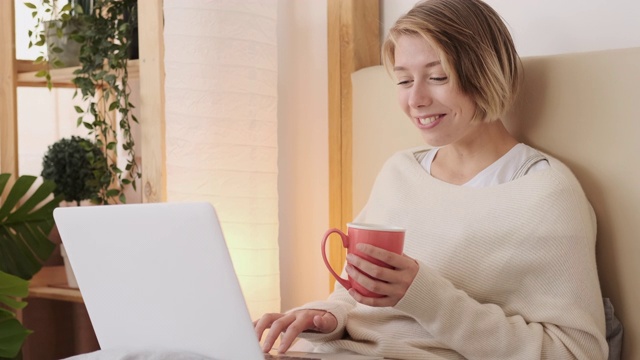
537, 151, 585, 189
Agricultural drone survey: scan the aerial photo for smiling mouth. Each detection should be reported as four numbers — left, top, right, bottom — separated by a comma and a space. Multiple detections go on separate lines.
418, 115, 441, 125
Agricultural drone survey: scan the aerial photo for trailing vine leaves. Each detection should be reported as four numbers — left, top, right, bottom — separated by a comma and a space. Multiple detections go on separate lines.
71, 0, 140, 204
25, 0, 81, 90
26, 0, 140, 205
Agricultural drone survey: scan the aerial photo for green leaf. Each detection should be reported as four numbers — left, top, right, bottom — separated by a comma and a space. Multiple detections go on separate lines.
52, 59, 65, 68
108, 102, 118, 111
105, 189, 120, 198
0, 308, 32, 358
83, 122, 94, 130
74, 106, 84, 114
0, 272, 29, 302
104, 74, 117, 84
34, 70, 47, 78
0, 175, 61, 280
24, 2, 36, 9
0, 295, 26, 311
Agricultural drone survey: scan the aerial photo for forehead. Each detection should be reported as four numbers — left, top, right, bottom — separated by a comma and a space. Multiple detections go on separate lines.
393, 34, 442, 67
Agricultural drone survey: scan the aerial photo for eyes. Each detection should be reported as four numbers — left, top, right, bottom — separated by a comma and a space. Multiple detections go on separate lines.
396, 76, 448, 87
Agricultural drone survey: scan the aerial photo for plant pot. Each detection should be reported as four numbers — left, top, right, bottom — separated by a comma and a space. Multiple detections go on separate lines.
45, 20, 81, 67
60, 244, 79, 288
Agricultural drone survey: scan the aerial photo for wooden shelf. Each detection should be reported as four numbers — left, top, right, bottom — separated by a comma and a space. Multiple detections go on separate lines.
29, 285, 84, 303
28, 265, 83, 303
16, 59, 140, 88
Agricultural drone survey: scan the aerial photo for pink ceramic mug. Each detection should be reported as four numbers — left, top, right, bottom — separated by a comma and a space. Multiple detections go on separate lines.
321, 223, 405, 298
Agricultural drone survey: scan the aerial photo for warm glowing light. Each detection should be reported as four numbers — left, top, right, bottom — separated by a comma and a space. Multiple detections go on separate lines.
164, 0, 280, 320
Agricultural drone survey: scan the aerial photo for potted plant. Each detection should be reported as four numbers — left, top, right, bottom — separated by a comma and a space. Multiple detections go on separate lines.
26, 0, 141, 205
0, 173, 63, 358
25, 0, 93, 88
41, 136, 107, 205
40, 135, 109, 287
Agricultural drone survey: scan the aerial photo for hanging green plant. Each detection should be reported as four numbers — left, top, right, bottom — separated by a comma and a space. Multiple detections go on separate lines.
25, 0, 140, 204
25, 0, 93, 89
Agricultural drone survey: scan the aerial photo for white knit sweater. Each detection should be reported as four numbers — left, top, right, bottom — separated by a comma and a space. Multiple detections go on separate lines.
298, 147, 608, 360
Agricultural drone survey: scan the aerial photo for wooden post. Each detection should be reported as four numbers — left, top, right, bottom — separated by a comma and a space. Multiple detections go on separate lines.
0, 1, 19, 179
138, 0, 167, 203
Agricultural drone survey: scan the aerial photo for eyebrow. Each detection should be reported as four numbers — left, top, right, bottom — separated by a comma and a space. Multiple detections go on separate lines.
393, 60, 441, 72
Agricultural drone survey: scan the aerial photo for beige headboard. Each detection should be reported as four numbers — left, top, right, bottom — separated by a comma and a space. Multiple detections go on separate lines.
351, 47, 640, 359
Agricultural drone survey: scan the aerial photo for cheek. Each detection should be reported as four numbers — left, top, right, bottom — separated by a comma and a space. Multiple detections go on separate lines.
397, 90, 410, 113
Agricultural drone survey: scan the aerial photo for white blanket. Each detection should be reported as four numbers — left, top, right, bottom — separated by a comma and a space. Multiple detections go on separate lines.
64, 350, 213, 360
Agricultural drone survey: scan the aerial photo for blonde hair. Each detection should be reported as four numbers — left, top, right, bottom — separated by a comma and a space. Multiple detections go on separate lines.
382, 0, 521, 121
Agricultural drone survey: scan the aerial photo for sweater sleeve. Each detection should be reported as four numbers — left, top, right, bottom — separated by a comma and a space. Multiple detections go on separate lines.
393, 174, 608, 360
289, 273, 357, 343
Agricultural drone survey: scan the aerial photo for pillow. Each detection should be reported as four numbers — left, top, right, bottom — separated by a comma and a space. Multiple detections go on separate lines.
604, 297, 623, 360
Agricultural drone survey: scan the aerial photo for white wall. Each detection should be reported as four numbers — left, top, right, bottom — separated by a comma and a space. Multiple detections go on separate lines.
382, 0, 640, 57
277, 0, 331, 310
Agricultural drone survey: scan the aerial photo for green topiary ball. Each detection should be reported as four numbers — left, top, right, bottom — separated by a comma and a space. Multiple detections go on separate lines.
41, 136, 106, 205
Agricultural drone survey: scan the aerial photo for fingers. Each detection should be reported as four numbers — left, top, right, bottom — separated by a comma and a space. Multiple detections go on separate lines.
355, 243, 408, 269
348, 287, 396, 307
313, 312, 338, 333
346, 245, 419, 307
253, 310, 337, 354
254, 312, 287, 353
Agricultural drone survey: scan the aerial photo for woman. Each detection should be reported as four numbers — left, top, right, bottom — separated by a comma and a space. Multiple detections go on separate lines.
255, 0, 608, 358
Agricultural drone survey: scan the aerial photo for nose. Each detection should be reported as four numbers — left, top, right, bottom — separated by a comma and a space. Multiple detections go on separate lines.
408, 83, 432, 109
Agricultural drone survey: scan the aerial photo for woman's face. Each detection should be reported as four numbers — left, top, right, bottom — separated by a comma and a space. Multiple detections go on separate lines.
393, 35, 479, 148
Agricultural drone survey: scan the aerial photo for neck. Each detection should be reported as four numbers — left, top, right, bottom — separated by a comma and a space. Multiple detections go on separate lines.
431, 120, 518, 185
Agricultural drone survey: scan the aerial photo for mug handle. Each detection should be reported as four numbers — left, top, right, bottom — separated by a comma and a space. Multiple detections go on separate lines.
321, 228, 351, 290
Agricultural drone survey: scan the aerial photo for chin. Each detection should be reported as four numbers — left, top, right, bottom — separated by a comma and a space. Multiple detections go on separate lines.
421, 134, 444, 148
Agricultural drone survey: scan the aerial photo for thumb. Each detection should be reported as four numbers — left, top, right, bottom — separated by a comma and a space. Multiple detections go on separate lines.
313, 312, 337, 333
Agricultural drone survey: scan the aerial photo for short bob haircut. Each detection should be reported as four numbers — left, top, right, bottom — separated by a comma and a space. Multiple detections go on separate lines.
382, 0, 521, 122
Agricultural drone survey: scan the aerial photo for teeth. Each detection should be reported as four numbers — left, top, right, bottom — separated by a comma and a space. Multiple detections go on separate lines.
419, 116, 438, 125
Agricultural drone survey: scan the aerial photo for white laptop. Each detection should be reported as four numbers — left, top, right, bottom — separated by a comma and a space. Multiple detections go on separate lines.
54, 202, 382, 360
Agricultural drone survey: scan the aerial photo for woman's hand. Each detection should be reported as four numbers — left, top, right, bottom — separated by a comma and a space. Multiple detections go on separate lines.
253, 310, 337, 354
346, 243, 419, 307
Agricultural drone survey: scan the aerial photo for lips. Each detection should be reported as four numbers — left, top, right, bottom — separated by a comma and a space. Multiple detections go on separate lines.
415, 114, 443, 128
